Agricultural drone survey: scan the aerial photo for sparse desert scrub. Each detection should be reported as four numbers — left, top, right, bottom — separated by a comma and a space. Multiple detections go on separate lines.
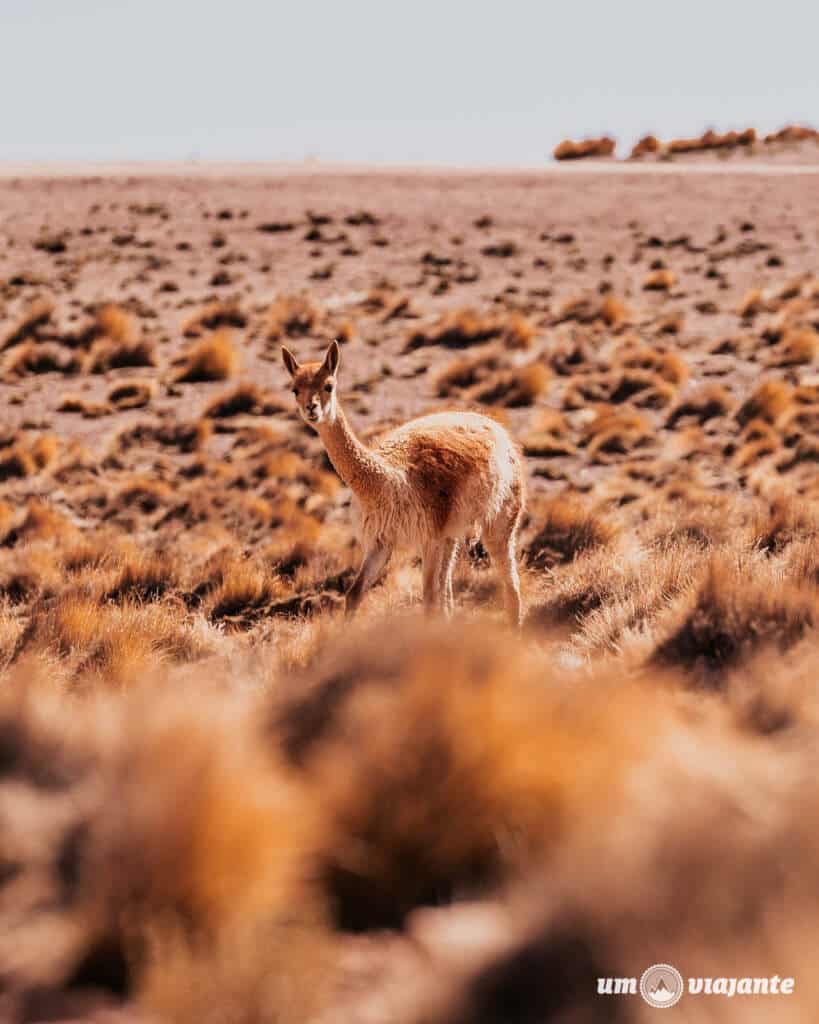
0, 680, 327, 1020
0, 435, 59, 484
607, 368, 676, 408
1, 499, 79, 548
735, 435, 779, 469
204, 380, 285, 419
582, 407, 655, 462
12, 591, 215, 685
0, 297, 54, 350
195, 549, 290, 624
764, 123, 819, 144
82, 307, 156, 371
667, 126, 756, 154
95, 302, 138, 344
766, 327, 819, 367
266, 293, 323, 340
471, 362, 551, 407
174, 329, 240, 382
642, 267, 676, 291
181, 299, 246, 336
103, 549, 182, 603
57, 392, 110, 417
651, 551, 817, 680
553, 136, 615, 160
778, 403, 819, 446
7, 163, 819, 1023
553, 293, 631, 329
416, 696, 819, 1024
85, 335, 157, 373
112, 475, 175, 515
276, 619, 646, 930
667, 382, 734, 427
524, 493, 619, 570
527, 535, 647, 627
109, 417, 213, 455
3, 340, 80, 376
434, 349, 501, 397
107, 378, 156, 410
736, 378, 793, 425
750, 493, 819, 553
569, 539, 710, 658
406, 310, 535, 352
0, 545, 63, 606
614, 344, 688, 386
629, 133, 662, 158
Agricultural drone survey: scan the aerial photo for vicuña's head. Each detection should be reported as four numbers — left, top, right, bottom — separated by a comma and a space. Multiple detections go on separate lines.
281, 340, 340, 427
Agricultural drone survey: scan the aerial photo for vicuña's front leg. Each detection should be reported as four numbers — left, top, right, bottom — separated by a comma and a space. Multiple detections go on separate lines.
345, 543, 392, 615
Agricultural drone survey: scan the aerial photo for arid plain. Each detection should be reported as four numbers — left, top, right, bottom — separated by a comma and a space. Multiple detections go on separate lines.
4, 153, 819, 1022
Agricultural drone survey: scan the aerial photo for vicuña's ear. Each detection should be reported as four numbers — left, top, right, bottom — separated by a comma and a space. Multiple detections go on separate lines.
281, 346, 299, 378
322, 339, 340, 376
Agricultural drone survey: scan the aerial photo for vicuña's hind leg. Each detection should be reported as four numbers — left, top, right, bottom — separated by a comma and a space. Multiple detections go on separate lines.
484, 504, 524, 627
422, 543, 446, 615
346, 542, 391, 615
439, 539, 459, 617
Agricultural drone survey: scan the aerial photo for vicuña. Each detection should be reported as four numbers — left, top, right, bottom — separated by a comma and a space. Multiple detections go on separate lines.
282, 341, 525, 624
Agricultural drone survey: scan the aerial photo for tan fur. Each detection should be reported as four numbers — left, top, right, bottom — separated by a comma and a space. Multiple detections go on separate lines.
282, 342, 526, 624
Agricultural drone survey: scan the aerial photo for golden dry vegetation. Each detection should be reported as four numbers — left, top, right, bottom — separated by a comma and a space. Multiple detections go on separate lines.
3, 166, 819, 1021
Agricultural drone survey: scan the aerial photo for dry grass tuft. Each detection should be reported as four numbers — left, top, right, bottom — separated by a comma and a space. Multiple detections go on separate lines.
553, 136, 616, 160
642, 268, 677, 291
471, 363, 551, 408
0, 436, 59, 483
434, 351, 500, 397
267, 294, 323, 340
667, 383, 734, 427
629, 133, 662, 158
736, 379, 793, 426
554, 294, 631, 328
182, 300, 246, 336
204, 381, 283, 419
277, 620, 634, 930
4, 340, 80, 376
95, 303, 137, 343
615, 345, 688, 386
2, 500, 79, 548
652, 553, 817, 679
406, 310, 499, 352
57, 393, 110, 417
0, 297, 54, 350
751, 494, 819, 553
608, 369, 676, 408
85, 335, 157, 373
530, 537, 702, 650
524, 494, 619, 570
668, 126, 757, 154
107, 379, 156, 410
766, 327, 819, 367
201, 551, 289, 625
104, 551, 181, 603
0, 445, 36, 482
174, 330, 240, 383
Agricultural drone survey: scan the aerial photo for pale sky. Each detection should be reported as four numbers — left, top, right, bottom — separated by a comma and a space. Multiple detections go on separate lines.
1, 0, 816, 165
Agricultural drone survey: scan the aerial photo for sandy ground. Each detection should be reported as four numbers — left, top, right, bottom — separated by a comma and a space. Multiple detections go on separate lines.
2, 160, 818, 470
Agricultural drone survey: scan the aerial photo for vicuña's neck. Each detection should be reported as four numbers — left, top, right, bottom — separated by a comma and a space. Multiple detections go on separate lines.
316, 405, 389, 495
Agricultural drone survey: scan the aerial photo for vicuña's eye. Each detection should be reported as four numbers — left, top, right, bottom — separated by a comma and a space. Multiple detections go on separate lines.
324, 383, 333, 393
292, 388, 298, 396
